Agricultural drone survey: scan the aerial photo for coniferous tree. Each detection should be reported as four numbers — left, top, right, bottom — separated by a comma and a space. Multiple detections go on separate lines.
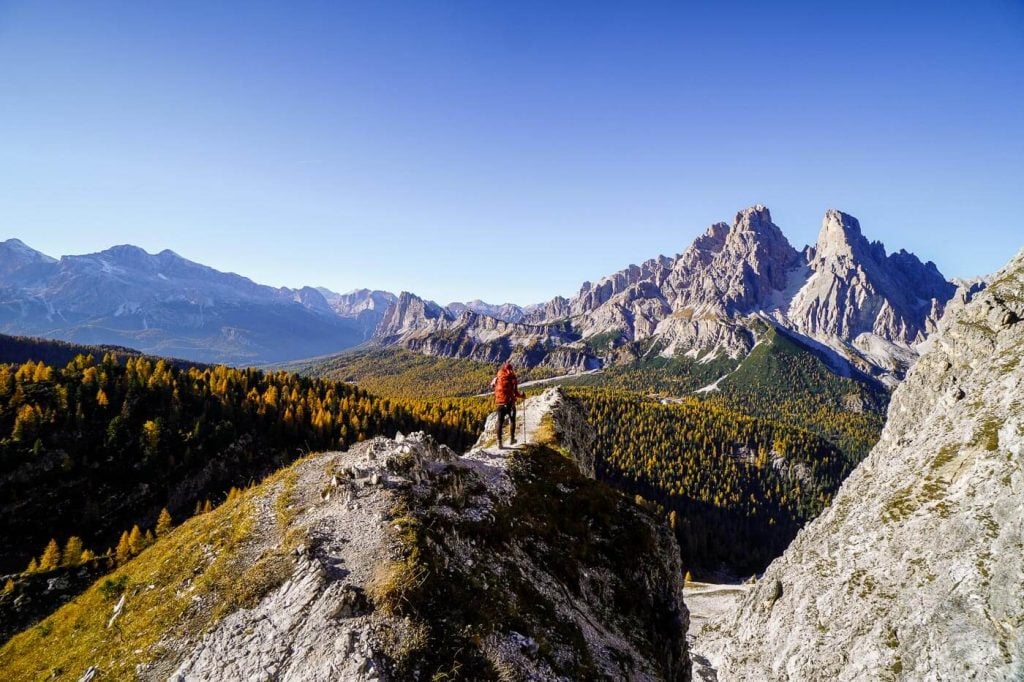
156, 508, 173, 536
62, 537, 84, 567
38, 539, 61, 571
127, 525, 143, 556
115, 531, 132, 565
0, 351, 484, 575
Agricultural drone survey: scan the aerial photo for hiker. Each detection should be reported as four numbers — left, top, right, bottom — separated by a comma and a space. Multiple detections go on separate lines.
490, 361, 525, 448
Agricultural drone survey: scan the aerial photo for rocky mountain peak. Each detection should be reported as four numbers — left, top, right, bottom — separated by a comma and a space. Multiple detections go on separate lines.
0, 239, 56, 279
1, 238, 54, 261
446, 300, 527, 324
374, 291, 453, 343
662, 205, 800, 318
731, 204, 774, 235
339, 204, 965, 381
814, 208, 869, 260
100, 244, 153, 264
690, 221, 730, 254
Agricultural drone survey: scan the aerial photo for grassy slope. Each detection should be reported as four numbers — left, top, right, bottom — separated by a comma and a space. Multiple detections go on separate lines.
0, 462, 304, 681
711, 325, 887, 460
281, 346, 573, 399
282, 346, 499, 398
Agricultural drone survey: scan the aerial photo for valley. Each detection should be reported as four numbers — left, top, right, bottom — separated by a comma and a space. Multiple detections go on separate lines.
0, 208, 1018, 681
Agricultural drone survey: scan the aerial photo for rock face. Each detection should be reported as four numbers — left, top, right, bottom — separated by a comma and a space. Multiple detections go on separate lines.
373, 206, 963, 383
705, 250, 1024, 680
34, 388, 687, 681
375, 293, 591, 367
0, 239, 56, 279
447, 299, 527, 323
780, 210, 956, 378
317, 288, 398, 340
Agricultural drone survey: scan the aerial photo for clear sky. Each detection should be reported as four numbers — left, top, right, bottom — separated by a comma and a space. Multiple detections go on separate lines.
1, 1, 1022, 304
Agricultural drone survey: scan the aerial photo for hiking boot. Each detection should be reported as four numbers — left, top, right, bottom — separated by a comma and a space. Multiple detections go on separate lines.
510, 437, 517, 445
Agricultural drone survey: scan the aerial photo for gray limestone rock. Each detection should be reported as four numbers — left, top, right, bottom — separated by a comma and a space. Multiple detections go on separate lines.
704, 249, 1024, 681
371, 205, 965, 383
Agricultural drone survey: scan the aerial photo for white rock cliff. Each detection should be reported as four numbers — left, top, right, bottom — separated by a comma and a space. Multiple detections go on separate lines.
703, 249, 1024, 680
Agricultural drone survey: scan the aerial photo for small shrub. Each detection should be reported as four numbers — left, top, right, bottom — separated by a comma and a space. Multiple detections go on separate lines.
98, 575, 128, 601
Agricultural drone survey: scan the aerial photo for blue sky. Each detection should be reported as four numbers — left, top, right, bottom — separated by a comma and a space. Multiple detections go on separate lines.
1, 1, 1022, 304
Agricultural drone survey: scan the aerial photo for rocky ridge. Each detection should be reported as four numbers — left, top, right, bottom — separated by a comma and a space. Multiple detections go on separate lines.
0, 388, 691, 681
699, 249, 1024, 680
172, 388, 690, 680
373, 206, 962, 386
0, 242, 383, 364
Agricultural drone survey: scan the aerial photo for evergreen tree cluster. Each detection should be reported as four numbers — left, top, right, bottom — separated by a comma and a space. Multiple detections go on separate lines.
571, 389, 860, 577
0, 354, 484, 573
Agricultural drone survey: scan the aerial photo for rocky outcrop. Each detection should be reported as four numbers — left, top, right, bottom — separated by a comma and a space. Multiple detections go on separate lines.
474, 388, 598, 477
173, 389, 690, 680
704, 249, 1024, 680
8, 389, 689, 681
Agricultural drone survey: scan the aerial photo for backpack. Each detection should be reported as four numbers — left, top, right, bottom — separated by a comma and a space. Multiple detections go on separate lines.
494, 366, 518, 405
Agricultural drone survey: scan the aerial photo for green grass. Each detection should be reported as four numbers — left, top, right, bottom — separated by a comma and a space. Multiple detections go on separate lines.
974, 417, 1001, 452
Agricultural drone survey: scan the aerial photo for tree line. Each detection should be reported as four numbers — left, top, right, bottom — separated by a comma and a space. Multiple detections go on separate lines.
0, 353, 485, 574
570, 389, 860, 576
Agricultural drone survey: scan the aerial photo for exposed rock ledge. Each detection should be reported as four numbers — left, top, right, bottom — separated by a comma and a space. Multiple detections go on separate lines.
161, 388, 690, 681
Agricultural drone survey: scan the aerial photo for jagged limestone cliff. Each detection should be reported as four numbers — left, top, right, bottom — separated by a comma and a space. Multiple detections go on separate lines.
0, 389, 690, 681
372, 206, 958, 384
704, 250, 1024, 681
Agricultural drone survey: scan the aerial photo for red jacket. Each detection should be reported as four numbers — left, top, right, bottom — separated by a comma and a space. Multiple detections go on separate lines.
492, 364, 520, 405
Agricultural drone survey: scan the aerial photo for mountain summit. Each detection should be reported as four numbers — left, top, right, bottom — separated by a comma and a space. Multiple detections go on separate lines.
372, 206, 963, 385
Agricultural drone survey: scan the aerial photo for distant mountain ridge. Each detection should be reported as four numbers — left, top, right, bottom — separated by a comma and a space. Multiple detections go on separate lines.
373, 206, 971, 385
0, 242, 399, 365
0, 239, 533, 366
0, 206, 976, 376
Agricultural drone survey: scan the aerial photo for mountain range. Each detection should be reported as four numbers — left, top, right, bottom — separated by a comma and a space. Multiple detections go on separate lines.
373, 206, 977, 386
0, 240, 392, 364
0, 206, 980, 379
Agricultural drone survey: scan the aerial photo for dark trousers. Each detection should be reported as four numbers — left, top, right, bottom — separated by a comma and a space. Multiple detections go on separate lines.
497, 402, 517, 442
